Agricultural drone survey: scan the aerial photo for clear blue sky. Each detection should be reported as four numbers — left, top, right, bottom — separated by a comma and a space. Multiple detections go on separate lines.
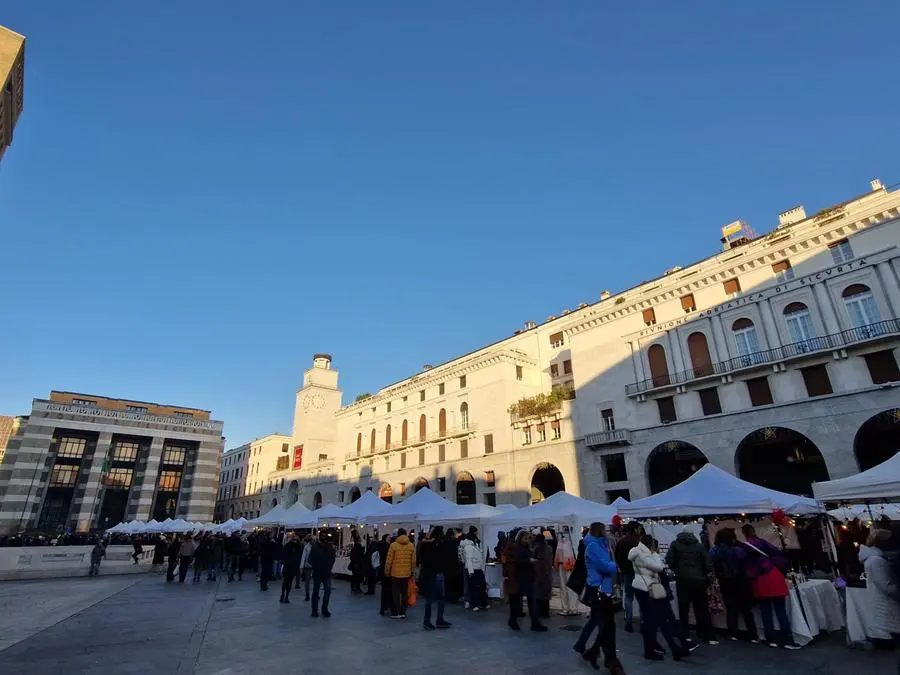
2, 2, 899, 447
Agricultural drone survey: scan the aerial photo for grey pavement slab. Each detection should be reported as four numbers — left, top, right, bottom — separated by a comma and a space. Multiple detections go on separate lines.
0, 573, 894, 675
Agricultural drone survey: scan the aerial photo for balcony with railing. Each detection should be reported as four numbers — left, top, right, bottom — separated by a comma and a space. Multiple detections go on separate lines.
344, 423, 478, 461
585, 428, 633, 448
626, 318, 900, 396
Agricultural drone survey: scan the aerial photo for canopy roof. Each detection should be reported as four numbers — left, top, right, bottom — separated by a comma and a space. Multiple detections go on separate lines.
284, 503, 346, 528
250, 504, 289, 527
338, 490, 394, 523
813, 452, 900, 502
368, 487, 457, 524
618, 465, 821, 518
491, 491, 617, 527
425, 502, 517, 525
828, 503, 900, 521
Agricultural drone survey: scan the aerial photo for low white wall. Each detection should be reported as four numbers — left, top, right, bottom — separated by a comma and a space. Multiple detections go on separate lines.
0, 545, 153, 581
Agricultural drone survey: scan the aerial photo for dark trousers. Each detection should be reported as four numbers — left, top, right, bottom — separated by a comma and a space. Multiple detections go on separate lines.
303, 569, 312, 598
423, 573, 445, 624
312, 573, 332, 614
635, 588, 682, 655
259, 559, 272, 590
193, 558, 206, 581
758, 596, 791, 645
178, 556, 192, 583
366, 570, 377, 594
281, 569, 296, 599
380, 575, 393, 614
391, 577, 409, 616
720, 577, 757, 639
350, 569, 363, 593
574, 588, 616, 662
468, 570, 488, 609
227, 554, 244, 581
166, 557, 178, 581
677, 578, 714, 641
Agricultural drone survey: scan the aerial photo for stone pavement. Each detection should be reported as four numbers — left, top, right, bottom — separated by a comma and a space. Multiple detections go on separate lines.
0, 573, 893, 675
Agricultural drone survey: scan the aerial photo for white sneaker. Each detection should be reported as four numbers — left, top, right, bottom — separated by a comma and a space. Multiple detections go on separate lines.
473, 607, 480, 613
706, 640, 719, 646
465, 602, 470, 609
783, 644, 802, 651
768, 642, 778, 648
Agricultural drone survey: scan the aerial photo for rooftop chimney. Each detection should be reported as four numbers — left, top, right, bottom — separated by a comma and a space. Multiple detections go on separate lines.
422, 364, 433, 371
778, 205, 806, 227
871, 178, 883, 191
600, 290, 611, 300
524, 321, 537, 330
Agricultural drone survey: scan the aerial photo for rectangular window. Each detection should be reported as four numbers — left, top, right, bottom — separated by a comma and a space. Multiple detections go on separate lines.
459, 375, 466, 389
746, 376, 774, 406
516, 365, 523, 381
864, 350, 900, 385
338, 490, 345, 503
113, 440, 140, 462
681, 294, 696, 313
484, 493, 497, 507
419, 390, 425, 402
484, 434, 494, 454
158, 470, 182, 491
723, 278, 741, 296
602, 453, 628, 482
523, 427, 532, 445
801, 364, 834, 397
551, 420, 561, 440
550, 363, 559, 377
126, 405, 147, 413
57, 437, 87, 459
438, 444, 446, 462
829, 239, 854, 264
485, 470, 496, 487
162, 446, 187, 465
460, 439, 468, 458
72, 398, 97, 408
698, 387, 722, 416
550, 332, 565, 348
402, 396, 408, 405
537, 424, 546, 442
386, 402, 392, 413
657, 396, 677, 423
282, 443, 289, 452
642, 308, 656, 326
438, 477, 446, 492
49, 464, 79, 487
418, 448, 425, 466
276, 456, 289, 471
400, 482, 406, 496
772, 259, 795, 282
438, 383, 445, 395
105, 467, 133, 489
563, 359, 572, 375
401, 452, 407, 469
601, 408, 615, 431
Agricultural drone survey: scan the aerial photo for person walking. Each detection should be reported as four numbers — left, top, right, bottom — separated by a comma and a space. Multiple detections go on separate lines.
348, 530, 365, 594
614, 522, 642, 632
513, 530, 546, 631
211, 534, 224, 579
258, 532, 277, 592
166, 535, 181, 582
225, 532, 243, 582
859, 529, 900, 646
710, 528, 758, 642
666, 527, 717, 645
89, 538, 106, 576
736, 524, 801, 649
630, 535, 691, 661
385, 527, 416, 619
300, 534, 314, 601
193, 535, 211, 582
460, 531, 488, 611
532, 531, 554, 619
573, 522, 622, 674
309, 531, 336, 618
419, 525, 452, 630
151, 536, 166, 572
378, 533, 392, 615
280, 533, 302, 603
177, 534, 197, 584
131, 537, 143, 565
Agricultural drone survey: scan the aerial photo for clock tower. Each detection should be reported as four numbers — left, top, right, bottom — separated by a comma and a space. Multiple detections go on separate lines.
291, 354, 342, 466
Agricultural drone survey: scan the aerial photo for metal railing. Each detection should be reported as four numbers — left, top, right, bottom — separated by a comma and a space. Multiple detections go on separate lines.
626, 318, 900, 395
344, 423, 478, 460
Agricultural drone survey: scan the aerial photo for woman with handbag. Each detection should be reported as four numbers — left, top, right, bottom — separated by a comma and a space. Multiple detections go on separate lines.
630, 535, 691, 661
736, 525, 801, 650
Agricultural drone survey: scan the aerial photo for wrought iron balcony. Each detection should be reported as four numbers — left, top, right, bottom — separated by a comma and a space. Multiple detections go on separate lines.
343, 423, 478, 460
585, 428, 632, 448
626, 318, 900, 396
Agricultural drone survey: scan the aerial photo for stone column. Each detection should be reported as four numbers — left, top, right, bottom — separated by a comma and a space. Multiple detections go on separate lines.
711, 315, 731, 361
812, 282, 842, 333
666, 330, 686, 374
630, 341, 646, 383
73, 432, 112, 533
875, 261, 900, 318
758, 300, 780, 350
133, 437, 165, 521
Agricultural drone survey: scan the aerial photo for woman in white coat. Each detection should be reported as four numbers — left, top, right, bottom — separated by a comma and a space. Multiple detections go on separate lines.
859, 529, 900, 644
629, 535, 691, 662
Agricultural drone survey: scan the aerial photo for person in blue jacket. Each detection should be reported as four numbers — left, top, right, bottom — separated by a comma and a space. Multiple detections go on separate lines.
573, 522, 624, 674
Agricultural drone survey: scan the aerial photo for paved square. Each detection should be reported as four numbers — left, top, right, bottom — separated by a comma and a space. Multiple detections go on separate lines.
0, 574, 892, 675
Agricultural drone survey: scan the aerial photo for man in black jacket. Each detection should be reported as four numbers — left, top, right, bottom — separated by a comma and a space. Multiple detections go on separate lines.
418, 526, 453, 631
309, 532, 336, 618
258, 532, 277, 591
224, 533, 243, 582
280, 533, 302, 603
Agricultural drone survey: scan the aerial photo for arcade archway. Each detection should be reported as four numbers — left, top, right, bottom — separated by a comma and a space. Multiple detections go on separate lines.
379, 484, 393, 504
412, 477, 430, 493
647, 441, 708, 494
530, 462, 565, 504
313, 492, 323, 509
287, 480, 299, 506
854, 409, 900, 471
349, 486, 362, 503
456, 471, 476, 505
736, 427, 829, 496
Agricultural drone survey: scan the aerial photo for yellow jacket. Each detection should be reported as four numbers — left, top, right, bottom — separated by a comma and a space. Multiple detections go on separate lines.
385, 535, 416, 578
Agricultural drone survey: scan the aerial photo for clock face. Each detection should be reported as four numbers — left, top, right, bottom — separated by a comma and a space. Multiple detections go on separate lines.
313, 393, 326, 409
302, 395, 312, 411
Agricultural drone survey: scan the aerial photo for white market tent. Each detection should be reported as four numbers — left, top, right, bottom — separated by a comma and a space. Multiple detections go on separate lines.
427, 502, 517, 525
490, 491, 617, 528
250, 504, 289, 527
283, 503, 346, 528
337, 490, 394, 524
812, 452, 900, 502
612, 496, 629, 508
161, 518, 194, 533
228, 517, 249, 532
365, 487, 457, 525
618, 464, 821, 518
828, 503, 900, 521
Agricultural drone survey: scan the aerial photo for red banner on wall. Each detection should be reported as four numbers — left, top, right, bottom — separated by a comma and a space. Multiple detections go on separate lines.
293, 445, 303, 470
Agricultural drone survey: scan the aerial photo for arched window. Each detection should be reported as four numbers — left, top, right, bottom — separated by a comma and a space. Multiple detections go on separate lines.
356, 433, 362, 458
370, 428, 376, 452
783, 302, 816, 346
647, 344, 670, 387
419, 414, 427, 441
385, 424, 392, 450
687, 332, 713, 377
439, 409, 447, 437
842, 284, 881, 328
732, 318, 762, 365
401, 420, 408, 446
460, 402, 469, 429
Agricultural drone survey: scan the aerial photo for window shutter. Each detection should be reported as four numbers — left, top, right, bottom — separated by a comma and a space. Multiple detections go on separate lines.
746, 377, 774, 406
801, 365, 833, 397
681, 294, 696, 311
642, 308, 656, 325
723, 278, 741, 295
864, 351, 900, 385
772, 260, 790, 274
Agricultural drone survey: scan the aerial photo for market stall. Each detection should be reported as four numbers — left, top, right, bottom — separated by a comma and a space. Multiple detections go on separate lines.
812, 452, 900, 502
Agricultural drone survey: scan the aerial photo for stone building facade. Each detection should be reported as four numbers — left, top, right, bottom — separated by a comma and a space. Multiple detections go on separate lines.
214, 433, 291, 521
0, 392, 224, 534
261, 178, 900, 511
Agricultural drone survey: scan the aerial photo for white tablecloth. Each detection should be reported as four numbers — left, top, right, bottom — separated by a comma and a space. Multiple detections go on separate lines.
485, 563, 503, 599
845, 586, 886, 643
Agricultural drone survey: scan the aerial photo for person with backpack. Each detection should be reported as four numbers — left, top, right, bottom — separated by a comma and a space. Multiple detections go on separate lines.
710, 527, 758, 642
666, 526, 717, 645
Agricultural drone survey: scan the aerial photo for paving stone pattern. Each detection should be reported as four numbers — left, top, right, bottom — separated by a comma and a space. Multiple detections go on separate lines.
0, 574, 893, 675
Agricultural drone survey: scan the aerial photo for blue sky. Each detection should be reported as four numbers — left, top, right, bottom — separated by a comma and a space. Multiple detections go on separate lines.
1, 2, 899, 447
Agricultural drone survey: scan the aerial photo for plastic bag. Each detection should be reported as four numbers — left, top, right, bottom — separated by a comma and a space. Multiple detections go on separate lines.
408, 576, 418, 607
